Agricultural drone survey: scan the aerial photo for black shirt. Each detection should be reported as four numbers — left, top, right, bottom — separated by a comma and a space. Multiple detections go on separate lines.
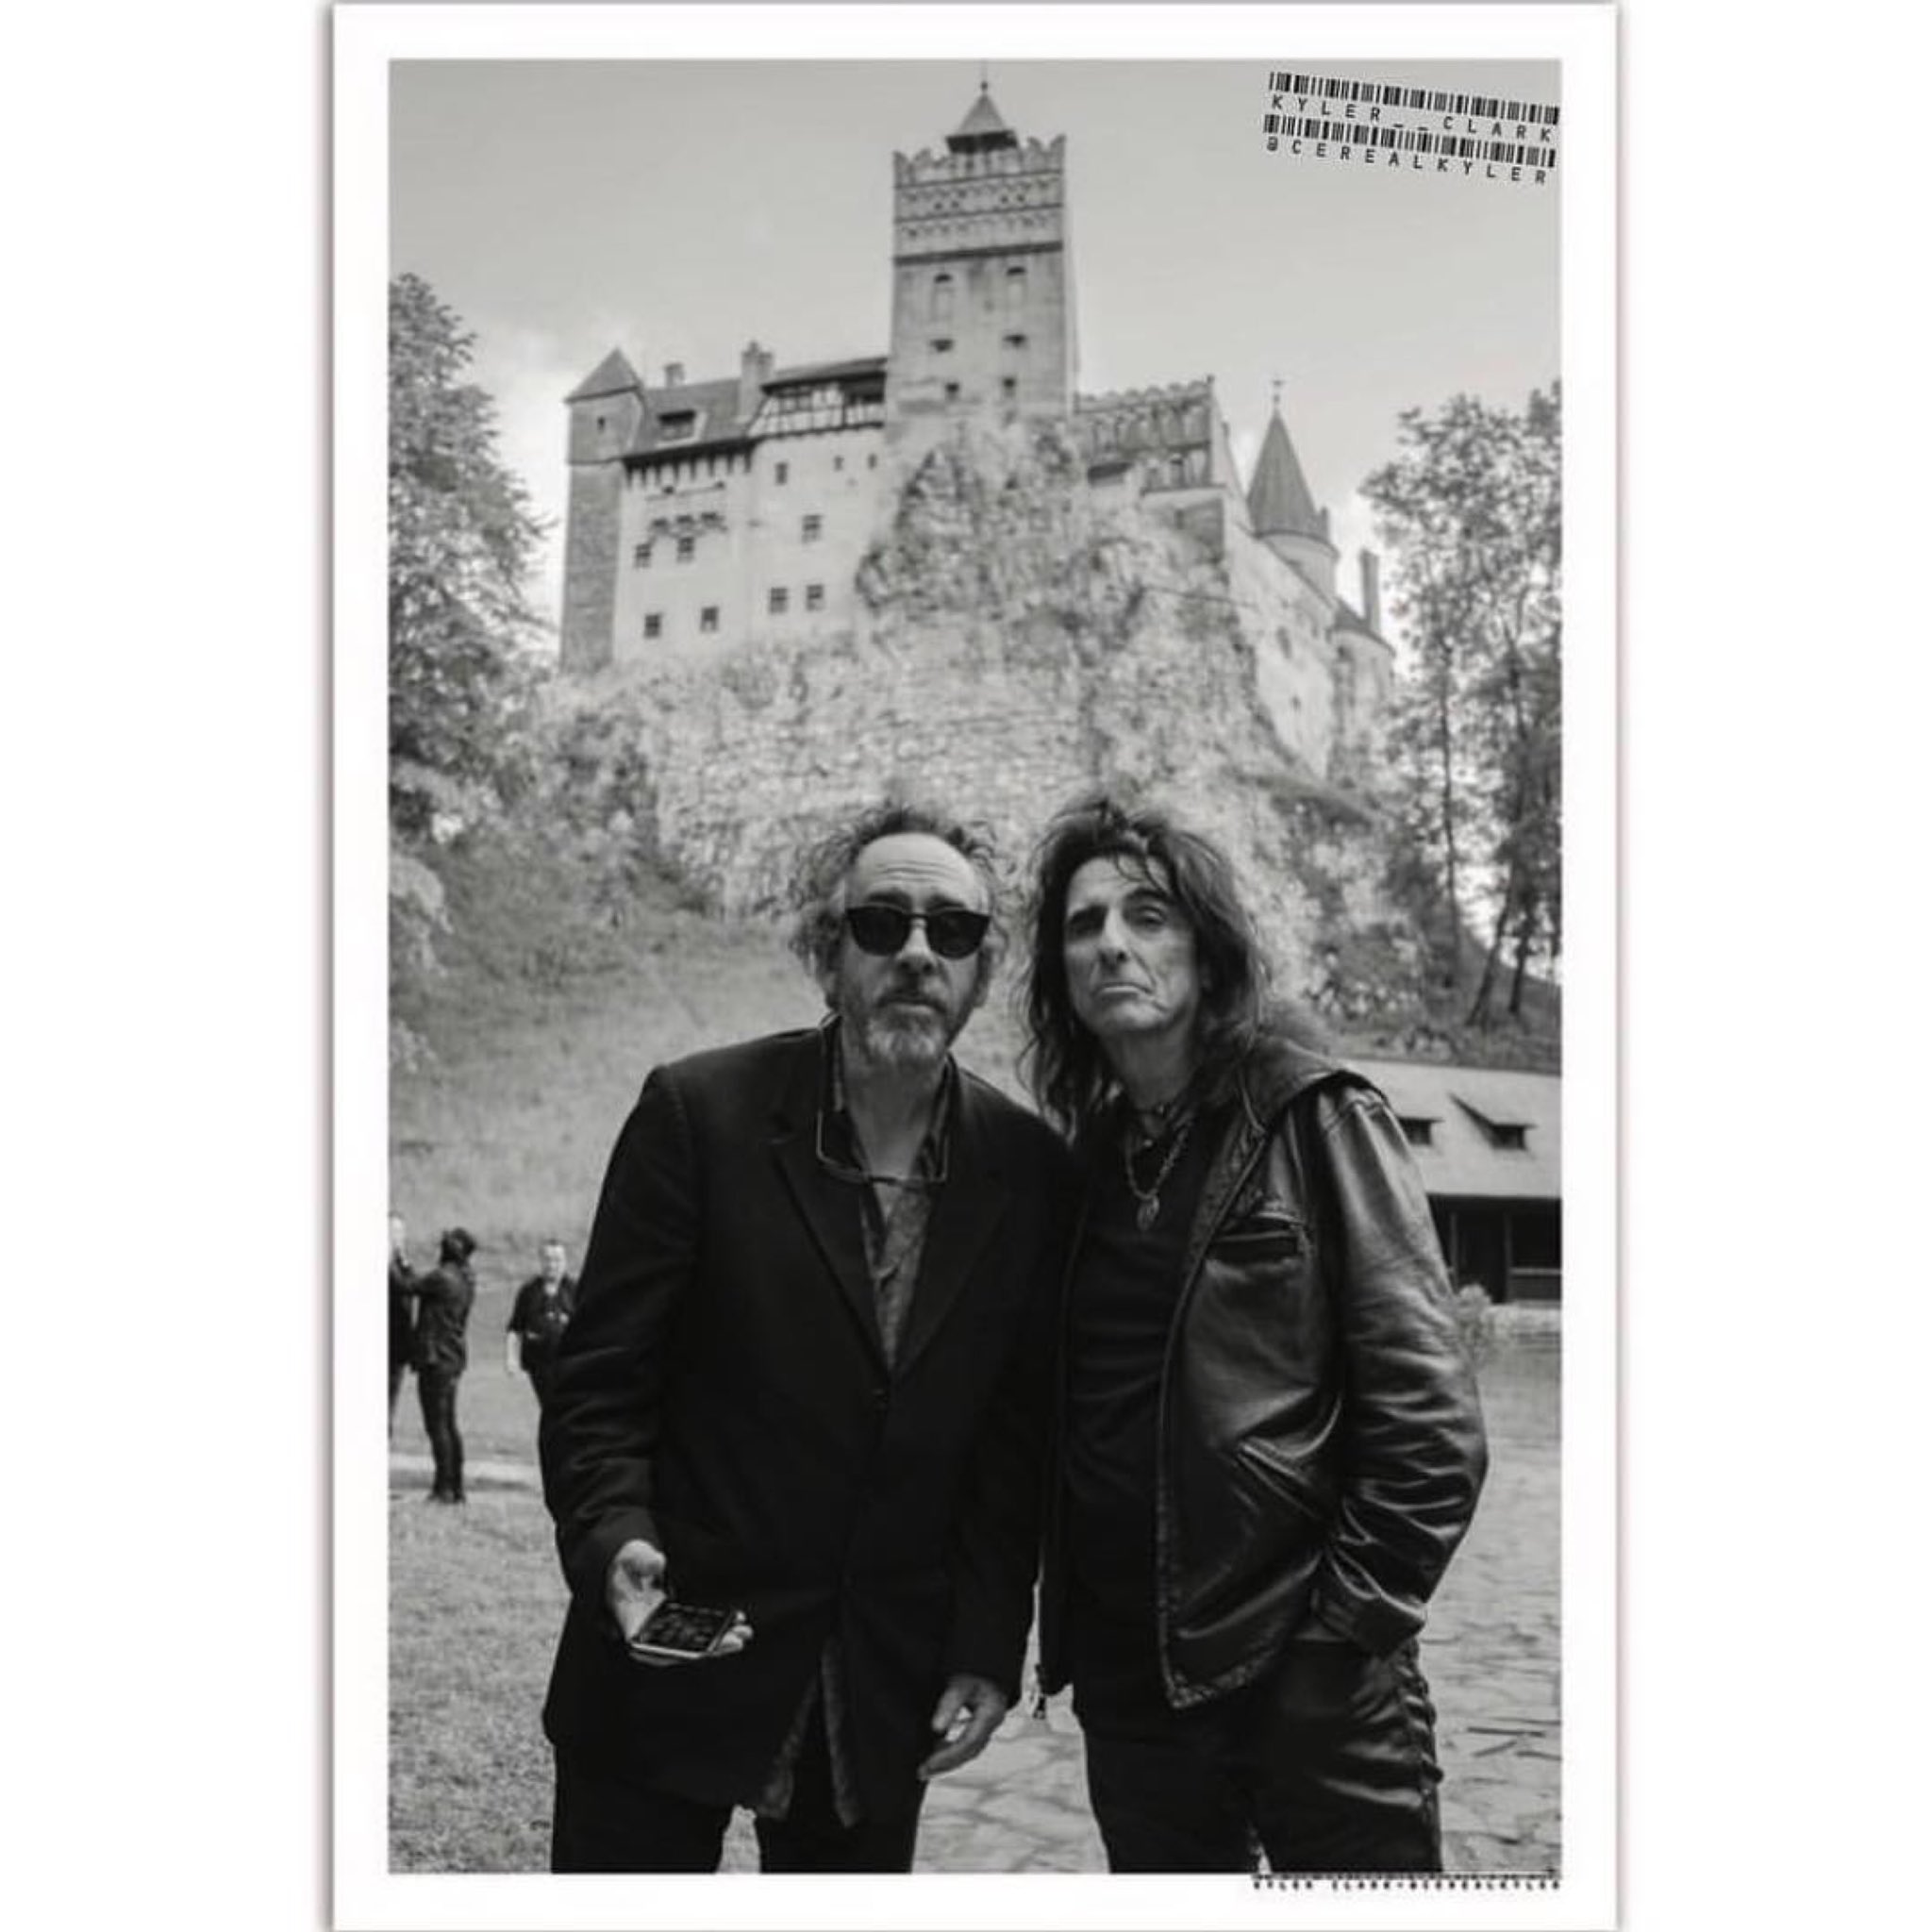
507, 1274, 577, 1368
412, 1261, 475, 1374
1063, 1101, 1225, 1728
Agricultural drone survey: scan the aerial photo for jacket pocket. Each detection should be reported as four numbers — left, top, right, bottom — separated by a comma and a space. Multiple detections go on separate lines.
1233, 1432, 1333, 1520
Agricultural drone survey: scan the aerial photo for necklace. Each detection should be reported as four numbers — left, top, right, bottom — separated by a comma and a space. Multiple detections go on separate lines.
1122, 1110, 1194, 1232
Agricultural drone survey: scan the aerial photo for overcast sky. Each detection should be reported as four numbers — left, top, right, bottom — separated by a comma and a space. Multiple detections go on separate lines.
391, 58, 1559, 638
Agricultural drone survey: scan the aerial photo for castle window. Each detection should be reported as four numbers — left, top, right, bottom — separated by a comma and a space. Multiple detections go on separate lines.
867, 454, 877, 470
676, 535, 696, 562
1004, 264, 1026, 308
833, 455, 844, 472
774, 460, 789, 485
932, 272, 956, 321
700, 606, 720, 635
643, 612, 662, 640
1169, 454, 1187, 486
943, 382, 960, 402
1003, 332, 1027, 350
633, 543, 653, 568
769, 587, 789, 615
931, 337, 955, 355
801, 514, 823, 543
805, 583, 824, 611
1000, 376, 1017, 400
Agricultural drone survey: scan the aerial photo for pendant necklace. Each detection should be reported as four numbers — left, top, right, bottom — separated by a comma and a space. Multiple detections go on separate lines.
1123, 1109, 1193, 1232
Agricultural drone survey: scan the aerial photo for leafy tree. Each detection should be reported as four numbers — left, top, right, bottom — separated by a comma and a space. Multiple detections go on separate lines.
389, 272, 547, 840
1364, 386, 1562, 1025
389, 274, 549, 1057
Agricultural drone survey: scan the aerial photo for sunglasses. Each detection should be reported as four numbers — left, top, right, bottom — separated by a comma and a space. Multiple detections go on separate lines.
842, 902, 991, 960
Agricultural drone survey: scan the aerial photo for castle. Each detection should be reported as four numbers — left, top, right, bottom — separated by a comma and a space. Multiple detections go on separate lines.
560, 86, 1395, 783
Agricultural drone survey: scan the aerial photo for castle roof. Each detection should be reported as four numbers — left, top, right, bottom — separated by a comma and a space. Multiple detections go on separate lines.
1333, 596, 1392, 651
1246, 405, 1324, 541
948, 84, 1018, 153
627, 375, 747, 455
565, 347, 643, 403
767, 355, 887, 388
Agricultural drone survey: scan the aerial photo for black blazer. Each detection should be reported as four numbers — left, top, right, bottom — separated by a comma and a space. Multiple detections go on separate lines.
540, 1027, 1073, 1813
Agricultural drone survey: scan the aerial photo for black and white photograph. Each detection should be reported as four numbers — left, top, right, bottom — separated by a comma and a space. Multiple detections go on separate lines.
335, 4, 1616, 1923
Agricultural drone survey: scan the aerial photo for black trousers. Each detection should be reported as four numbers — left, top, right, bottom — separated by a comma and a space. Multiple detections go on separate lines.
551, 1714, 924, 1874
1082, 1638, 1443, 1874
524, 1359, 555, 1410
416, 1367, 464, 1499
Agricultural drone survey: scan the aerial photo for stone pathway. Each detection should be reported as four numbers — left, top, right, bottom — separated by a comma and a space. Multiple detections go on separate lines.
391, 1341, 1557, 1875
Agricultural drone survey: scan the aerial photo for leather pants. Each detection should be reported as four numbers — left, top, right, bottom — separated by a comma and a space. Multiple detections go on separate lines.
1082, 1636, 1443, 1874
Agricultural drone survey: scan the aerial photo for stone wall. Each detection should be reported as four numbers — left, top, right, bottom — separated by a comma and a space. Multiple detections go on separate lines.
577, 420, 1426, 1014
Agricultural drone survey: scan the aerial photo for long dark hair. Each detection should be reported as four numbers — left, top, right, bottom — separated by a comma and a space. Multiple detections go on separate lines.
1020, 792, 1278, 1138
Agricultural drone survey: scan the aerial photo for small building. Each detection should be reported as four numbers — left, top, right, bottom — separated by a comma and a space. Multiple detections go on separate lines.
1355, 1058, 1562, 1304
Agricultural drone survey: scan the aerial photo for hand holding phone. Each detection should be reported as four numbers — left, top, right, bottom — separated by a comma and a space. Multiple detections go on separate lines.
626, 1598, 751, 1662
605, 1539, 752, 1666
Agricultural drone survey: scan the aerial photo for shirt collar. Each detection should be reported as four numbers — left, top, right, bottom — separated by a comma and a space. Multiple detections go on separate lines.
819, 1016, 957, 1176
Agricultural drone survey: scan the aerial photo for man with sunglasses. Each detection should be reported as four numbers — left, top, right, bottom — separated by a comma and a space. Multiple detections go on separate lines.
540, 801, 1072, 1873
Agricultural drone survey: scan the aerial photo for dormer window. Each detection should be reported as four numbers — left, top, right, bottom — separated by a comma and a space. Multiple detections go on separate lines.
1399, 1117, 1437, 1149
658, 412, 697, 443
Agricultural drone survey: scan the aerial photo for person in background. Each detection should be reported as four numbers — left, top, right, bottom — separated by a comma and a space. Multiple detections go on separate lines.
407, 1226, 478, 1505
388, 1211, 416, 1434
1022, 792, 1488, 1874
507, 1238, 577, 1409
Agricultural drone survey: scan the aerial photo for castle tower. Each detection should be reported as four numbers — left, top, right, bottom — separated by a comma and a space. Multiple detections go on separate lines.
559, 348, 648, 672
885, 85, 1074, 444
1246, 395, 1339, 604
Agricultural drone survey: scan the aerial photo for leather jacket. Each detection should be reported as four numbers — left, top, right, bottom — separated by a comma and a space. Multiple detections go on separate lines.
1041, 1032, 1488, 1710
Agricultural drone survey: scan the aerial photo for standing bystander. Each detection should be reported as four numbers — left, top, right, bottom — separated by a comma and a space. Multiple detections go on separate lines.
405, 1227, 478, 1504
507, 1239, 577, 1409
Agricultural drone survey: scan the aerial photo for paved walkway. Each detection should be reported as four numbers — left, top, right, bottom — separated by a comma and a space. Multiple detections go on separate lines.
391, 1345, 1557, 1875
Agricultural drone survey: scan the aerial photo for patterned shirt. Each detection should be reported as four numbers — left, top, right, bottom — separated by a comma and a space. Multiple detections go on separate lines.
754, 1022, 956, 1825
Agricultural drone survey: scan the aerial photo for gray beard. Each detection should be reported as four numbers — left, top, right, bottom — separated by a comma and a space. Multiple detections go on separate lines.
848, 1000, 952, 1073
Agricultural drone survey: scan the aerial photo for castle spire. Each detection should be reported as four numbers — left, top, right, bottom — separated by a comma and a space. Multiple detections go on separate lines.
947, 79, 1018, 152
1246, 395, 1323, 539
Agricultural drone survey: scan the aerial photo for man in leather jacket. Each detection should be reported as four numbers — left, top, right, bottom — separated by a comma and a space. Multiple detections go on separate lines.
1021, 793, 1488, 1873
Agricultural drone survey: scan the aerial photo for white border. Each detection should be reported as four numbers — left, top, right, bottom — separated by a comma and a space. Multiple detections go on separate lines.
335, 7, 1617, 1927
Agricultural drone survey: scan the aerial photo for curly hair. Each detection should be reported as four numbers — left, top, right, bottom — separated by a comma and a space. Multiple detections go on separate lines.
1020, 791, 1291, 1137
788, 797, 1008, 993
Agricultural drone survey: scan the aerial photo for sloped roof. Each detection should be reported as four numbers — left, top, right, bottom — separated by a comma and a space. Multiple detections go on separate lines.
1354, 1058, 1561, 1202
1333, 595, 1392, 650
949, 85, 1017, 151
564, 347, 643, 403
626, 375, 748, 456
767, 355, 888, 387
1246, 407, 1324, 539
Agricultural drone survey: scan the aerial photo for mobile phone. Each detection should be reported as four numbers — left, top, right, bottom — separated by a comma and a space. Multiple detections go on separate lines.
626, 1598, 741, 1661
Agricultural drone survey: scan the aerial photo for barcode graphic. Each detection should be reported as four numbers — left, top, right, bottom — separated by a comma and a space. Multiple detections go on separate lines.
1262, 114, 1557, 170
1268, 71, 1561, 127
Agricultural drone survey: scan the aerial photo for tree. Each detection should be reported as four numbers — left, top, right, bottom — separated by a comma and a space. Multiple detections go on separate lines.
389, 274, 549, 1055
389, 272, 547, 841
1364, 386, 1562, 1025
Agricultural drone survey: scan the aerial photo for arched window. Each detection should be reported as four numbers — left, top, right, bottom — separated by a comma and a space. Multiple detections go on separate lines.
932, 273, 956, 322
1004, 264, 1026, 309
